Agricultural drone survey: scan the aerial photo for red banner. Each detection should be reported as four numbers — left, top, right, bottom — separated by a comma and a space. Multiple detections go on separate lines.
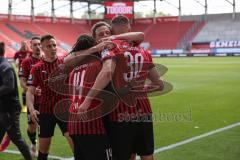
105, 2, 134, 19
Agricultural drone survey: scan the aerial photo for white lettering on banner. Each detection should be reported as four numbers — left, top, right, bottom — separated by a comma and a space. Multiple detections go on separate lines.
191, 49, 210, 53
106, 6, 133, 14
210, 41, 240, 48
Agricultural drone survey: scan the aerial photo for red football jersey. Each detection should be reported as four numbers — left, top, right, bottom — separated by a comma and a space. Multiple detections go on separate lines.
27, 57, 67, 114
68, 60, 107, 135
14, 51, 32, 67
20, 55, 41, 105
101, 40, 155, 122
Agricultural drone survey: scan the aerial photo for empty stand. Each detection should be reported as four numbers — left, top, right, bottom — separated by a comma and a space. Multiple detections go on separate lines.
144, 21, 195, 49
35, 22, 90, 46
1, 17, 199, 57
193, 20, 240, 42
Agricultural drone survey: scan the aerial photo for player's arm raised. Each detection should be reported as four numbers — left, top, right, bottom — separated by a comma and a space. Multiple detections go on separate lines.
64, 41, 115, 68
99, 32, 145, 44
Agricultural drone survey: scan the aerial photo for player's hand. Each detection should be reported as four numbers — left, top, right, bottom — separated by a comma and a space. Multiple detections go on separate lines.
77, 100, 90, 113
29, 109, 39, 124
94, 41, 116, 52
35, 86, 41, 96
77, 100, 91, 121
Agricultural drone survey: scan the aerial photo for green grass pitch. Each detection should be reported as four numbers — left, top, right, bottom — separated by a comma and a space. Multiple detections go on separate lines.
1, 57, 240, 160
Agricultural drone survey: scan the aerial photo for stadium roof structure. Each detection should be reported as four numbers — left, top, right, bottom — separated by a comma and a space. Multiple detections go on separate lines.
7, 0, 237, 20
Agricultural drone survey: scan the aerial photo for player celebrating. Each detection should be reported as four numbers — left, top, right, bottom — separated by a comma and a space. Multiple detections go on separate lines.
19, 36, 42, 157
66, 34, 117, 160
64, 21, 144, 67
79, 15, 163, 160
26, 35, 73, 160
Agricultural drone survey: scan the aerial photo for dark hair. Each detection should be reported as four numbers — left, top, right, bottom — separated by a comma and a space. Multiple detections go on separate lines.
91, 21, 111, 38
41, 34, 55, 43
111, 15, 130, 26
0, 42, 5, 56
71, 34, 96, 53
31, 36, 41, 41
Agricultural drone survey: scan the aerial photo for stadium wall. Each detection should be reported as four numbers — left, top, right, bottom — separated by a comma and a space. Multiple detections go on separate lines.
181, 12, 240, 22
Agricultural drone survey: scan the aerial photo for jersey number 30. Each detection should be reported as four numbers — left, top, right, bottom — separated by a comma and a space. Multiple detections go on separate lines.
123, 52, 144, 82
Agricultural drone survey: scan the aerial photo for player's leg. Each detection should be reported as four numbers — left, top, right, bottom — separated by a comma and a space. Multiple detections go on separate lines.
7, 111, 32, 160
107, 122, 135, 160
135, 119, 154, 160
38, 114, 56, 160
27, 107, 38, 156
71, 134, 112, 160
38, 137, 52, 160
0, 113, 10, 150
70, 135, 82, 160
57, 119, 74, 151
0, 113, 11, 152
0, 134, 11, 152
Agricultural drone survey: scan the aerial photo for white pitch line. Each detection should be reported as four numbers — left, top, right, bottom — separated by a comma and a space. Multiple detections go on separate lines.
3, 149, 74, 160
4, 122, 240, 160
154, 122, 240, 154
137, 122, 240, 160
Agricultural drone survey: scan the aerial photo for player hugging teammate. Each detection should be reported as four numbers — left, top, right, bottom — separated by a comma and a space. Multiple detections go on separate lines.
55, 15, 164, 160
3, 15, 163, 160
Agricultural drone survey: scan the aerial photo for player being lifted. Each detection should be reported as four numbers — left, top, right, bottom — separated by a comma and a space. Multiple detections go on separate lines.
19, 36, 42, 157
79, 15, 163, 160
26, 35, 73, 160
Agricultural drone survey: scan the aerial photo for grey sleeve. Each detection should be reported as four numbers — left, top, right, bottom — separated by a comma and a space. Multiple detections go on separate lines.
0, 67, 15, 97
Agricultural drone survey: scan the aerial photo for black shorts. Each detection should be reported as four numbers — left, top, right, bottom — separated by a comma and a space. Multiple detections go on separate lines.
27, 104, 39, 124
71, 134, 112, 160
22, 92, 26, 106
106, 118, 154, 160
38, 114, 68, 138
